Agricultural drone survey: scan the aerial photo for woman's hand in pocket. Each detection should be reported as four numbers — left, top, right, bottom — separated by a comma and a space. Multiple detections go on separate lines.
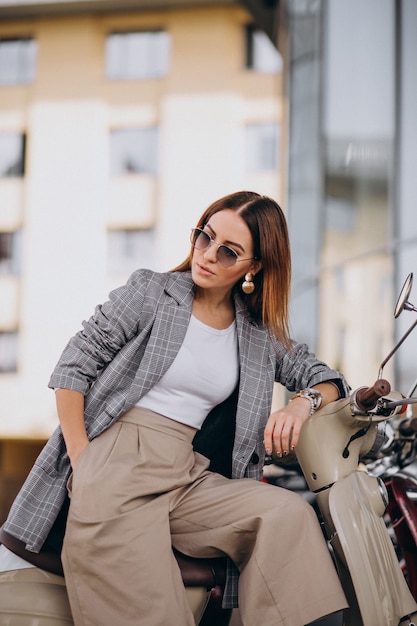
69, 438, 89, 470
55, 389, 89, 471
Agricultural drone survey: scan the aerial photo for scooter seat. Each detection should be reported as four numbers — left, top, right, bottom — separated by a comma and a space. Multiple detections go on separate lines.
0, 527, 226, 590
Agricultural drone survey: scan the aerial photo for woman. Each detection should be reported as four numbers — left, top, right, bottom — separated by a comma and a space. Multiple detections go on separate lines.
2, 191, 349, 625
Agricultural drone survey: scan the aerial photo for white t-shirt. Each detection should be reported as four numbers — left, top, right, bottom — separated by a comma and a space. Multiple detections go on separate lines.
137, 315, 239, 428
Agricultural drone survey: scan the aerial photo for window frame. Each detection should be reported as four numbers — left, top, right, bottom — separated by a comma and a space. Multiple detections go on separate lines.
105, 29, 170, 81
0, 231, 21, 275
0, 330, 18, 374
245, 25, 282, 74
0, 133, 26, 178
245, 121, 280, 172
107, 227, 157, 275
110, 126, 158, 176
0, 37, 37, 86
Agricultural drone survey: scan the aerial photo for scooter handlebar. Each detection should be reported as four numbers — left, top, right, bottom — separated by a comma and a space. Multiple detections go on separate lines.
354, 379, 391, 411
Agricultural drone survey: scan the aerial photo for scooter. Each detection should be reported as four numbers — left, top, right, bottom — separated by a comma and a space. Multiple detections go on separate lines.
265, 374, 417, 624
364, 372, 417, 604
293, 272, 417, 626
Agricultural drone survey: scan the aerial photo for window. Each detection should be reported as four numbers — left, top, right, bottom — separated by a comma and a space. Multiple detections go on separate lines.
110, 127, 158, 176
0, 133, 25, 177
245, 26, 282, 74
0, 232, 21, 275
0, 331, 18, 374
107, 228, 156, 274
245, 122, 279, 171
105, 30, 170, 80
0, 38, 37, 85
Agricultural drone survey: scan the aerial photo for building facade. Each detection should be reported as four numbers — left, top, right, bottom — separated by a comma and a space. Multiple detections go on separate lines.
0, 0, 283, 520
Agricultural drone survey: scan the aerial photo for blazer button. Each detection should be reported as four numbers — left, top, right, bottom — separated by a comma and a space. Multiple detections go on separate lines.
250, 452, 260, 465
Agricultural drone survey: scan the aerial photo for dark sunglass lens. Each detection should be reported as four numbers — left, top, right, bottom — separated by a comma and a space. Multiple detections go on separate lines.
191, 229, 209, 249
217, 245, 238, 268
198, 230, 211, 249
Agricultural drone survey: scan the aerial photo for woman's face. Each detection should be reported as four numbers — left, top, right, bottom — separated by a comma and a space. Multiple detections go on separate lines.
191, 209, 259, 296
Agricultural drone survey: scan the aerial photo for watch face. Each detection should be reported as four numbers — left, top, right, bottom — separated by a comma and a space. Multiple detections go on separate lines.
292, 388, 322, 413
304, 388, 322, 409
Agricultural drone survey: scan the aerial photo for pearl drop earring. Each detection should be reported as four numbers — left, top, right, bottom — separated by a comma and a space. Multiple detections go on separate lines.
242, 272, 255, 294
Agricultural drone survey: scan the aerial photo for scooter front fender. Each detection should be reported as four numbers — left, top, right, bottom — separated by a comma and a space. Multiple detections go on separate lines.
327, 471, 417, 626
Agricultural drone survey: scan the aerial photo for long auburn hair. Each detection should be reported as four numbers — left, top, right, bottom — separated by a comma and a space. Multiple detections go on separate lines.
172, 191, 292, 347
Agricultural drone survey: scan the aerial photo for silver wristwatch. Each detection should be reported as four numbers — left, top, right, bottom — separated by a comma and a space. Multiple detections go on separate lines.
291, 388, 323, 416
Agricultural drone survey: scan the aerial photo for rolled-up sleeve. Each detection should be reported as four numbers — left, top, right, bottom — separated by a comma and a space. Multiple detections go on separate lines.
48, 269, 151, 393
275, 340, 350, 398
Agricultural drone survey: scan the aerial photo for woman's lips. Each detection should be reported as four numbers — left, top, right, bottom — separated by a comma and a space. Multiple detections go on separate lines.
197, 263, 215, 276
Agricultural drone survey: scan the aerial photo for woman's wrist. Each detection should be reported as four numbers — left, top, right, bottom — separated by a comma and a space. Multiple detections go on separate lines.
67, 438, 89, 468
290, 388, 322, 416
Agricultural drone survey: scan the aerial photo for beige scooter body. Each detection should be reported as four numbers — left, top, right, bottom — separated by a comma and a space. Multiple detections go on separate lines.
296, 396, 417, 626
0, 566, 212, 625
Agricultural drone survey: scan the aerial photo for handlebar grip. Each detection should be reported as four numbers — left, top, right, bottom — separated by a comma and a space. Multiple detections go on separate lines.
355, 379, 391, 411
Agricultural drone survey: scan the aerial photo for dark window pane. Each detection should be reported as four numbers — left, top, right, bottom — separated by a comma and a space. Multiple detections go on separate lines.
0, 134, 25, 177
0, 232, 21, 275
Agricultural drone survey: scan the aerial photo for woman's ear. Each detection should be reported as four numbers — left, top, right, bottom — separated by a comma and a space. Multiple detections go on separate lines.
251, 260, 263, 276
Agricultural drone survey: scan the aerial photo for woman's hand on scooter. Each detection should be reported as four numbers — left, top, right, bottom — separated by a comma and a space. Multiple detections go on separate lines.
264, 397, 311, 458
264, 382, 341, 458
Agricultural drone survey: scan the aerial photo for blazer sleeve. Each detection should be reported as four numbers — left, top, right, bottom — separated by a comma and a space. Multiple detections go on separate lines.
275, 339, 350, 398
48, 269, 153, 394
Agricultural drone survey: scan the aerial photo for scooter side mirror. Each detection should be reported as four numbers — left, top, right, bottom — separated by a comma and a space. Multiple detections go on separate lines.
378, 273, 417, 379
395, 272, 417, 318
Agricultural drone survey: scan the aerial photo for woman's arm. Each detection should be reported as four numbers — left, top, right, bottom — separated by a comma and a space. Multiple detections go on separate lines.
275, 340, 350, 398
55, 388, 89, 469
264, 381, 341, 458
49, 269, 151, 394
266, 337, 351, 457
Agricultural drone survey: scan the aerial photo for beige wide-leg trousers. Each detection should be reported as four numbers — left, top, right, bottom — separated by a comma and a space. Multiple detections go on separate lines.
62, 408, 347, 626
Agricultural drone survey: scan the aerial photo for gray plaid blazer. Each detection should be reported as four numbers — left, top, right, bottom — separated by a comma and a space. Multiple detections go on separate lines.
3, 269, 348, 605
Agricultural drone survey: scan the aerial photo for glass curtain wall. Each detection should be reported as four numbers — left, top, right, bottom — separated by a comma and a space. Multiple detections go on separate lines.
320, 0, 395, 387
287, 0, 396, 388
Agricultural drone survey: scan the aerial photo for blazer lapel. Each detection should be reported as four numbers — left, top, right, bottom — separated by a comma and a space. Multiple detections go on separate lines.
125, 273, 194, 408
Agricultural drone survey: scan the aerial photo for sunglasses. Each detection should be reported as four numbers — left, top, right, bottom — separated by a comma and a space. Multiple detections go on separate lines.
190, 227, 257, 269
